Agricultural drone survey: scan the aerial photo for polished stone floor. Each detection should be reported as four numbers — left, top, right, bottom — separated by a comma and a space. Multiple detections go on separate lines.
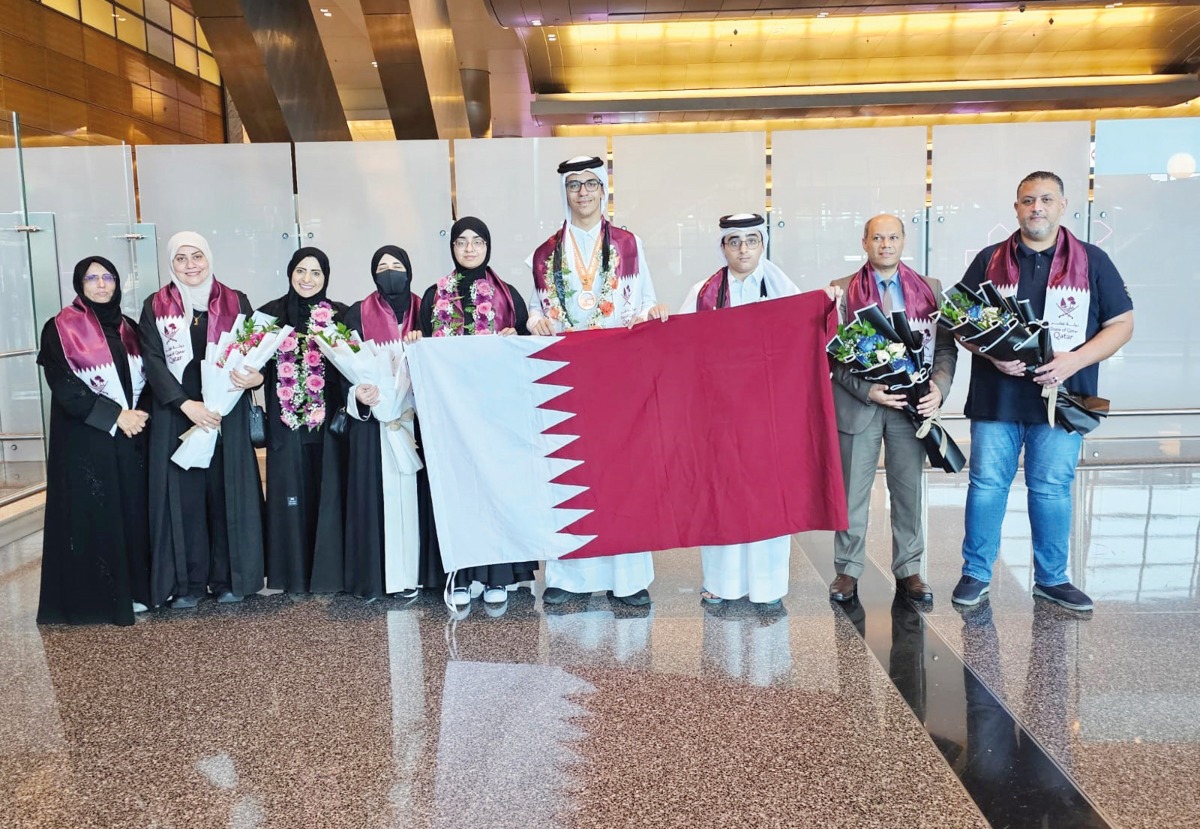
3, 465, 1198, 829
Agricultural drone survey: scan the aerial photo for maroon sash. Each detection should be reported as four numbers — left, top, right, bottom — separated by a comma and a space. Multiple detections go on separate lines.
150, 280, 241, 344
695, 268, 727, 312
985, 227, 1088, 295
531, 219, 640, 294
361, 293, 421, 344
55, 297, 140, 371
845, 261, 937, 320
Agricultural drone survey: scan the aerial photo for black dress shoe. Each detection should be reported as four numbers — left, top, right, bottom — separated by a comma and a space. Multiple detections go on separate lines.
829, 574, 858, 602
542, 587, 580, 605
608, 589, 651, 607
896, 575, 933, 603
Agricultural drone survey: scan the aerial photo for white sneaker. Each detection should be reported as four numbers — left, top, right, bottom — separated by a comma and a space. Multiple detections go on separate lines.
483, 586, 508, 604
132, 602, 149, 613
450, 588, 471, 607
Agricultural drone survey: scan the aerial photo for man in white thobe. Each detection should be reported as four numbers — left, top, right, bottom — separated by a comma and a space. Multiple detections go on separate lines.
527, 155, 669, 607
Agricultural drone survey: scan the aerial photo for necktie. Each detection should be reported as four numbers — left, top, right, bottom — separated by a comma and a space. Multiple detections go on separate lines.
880, 280, 894, 316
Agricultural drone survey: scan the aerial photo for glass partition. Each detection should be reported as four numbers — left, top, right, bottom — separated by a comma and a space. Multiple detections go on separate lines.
612, 132, 767, 313
136, 143, 297, 308
295, 141, 453, 303
929, 122, 1092, 414
19, 146, 141, 314
1092, 118, 1198, 414
0, 114, 45, 499
770, 127, 928, 291
454, 137, 607, 289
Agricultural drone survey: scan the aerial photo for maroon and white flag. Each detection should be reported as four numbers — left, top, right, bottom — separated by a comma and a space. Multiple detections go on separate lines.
407, 291, 848, 572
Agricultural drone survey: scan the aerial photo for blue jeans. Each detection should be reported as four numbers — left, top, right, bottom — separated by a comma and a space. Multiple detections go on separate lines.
961, 420, 1083, 587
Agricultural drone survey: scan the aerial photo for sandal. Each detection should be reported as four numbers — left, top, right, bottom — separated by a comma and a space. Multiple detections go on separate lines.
701, 590, 724, 605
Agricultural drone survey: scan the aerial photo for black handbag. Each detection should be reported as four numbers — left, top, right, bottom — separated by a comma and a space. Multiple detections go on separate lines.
327, 407, 349, 439
248, 401, 267, 448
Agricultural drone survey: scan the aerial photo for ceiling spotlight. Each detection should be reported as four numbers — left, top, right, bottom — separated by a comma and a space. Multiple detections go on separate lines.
371, 61, 378, 67
547, 33, 557, 41
816, 11, 829, 18
323, 11, 332, 16
531, 18, 542, 25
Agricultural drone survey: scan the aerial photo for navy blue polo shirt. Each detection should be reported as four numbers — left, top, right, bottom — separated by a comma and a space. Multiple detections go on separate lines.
961, 237, 1133, 423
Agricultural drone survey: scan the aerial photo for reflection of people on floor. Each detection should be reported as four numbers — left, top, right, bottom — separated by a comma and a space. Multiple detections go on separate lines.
544, 608, 652, 671
959, 603, 1084, 825
887, 594, 927, 722
701, 603, 791, 686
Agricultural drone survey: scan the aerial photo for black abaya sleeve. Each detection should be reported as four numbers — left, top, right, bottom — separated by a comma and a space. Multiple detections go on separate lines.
419, 286, 437, 337
138, 296, 189, 409
37, 320, 121, 434
506, 282, 530, 335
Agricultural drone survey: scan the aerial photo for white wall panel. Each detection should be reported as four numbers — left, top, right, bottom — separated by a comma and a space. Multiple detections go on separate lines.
612, 133, 767, 312
771, 126, 928, 290
296, 141, 453, 304
137, 143, 297, 308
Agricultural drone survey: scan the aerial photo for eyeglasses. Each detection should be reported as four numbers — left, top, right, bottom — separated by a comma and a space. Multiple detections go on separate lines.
723, 236, 762, 250
565, 179, 603, 193
83, 273, 117, 285
453, 237, 488, 251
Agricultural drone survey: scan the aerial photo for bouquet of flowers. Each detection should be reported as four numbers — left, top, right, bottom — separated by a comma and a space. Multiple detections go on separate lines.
828, 303, 965, 473
312, 324, 420, 477
937, 281, 1108, 435
171, 312, 295, 470
314, 324, 422, 593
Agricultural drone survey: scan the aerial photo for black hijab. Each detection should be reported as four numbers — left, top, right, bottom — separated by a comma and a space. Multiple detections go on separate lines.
450, 217, 492, 288
72, 255, 124, 332
283, 246, 332, 327
370, 245, 413, 319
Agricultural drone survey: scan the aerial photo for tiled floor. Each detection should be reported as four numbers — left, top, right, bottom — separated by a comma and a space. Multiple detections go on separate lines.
3, 465, 1198, 828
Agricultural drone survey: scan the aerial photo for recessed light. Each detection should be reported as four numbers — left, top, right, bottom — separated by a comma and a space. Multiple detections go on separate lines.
547, 33, 557, 41
531, 18, 542, 25
371, 61, 378, 67
322, 11, 332, 16
816, 11, 829, 17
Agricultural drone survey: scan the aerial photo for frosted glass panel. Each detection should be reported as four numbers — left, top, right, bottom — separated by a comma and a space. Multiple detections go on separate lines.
771, 127, 928, 292
929, 122, 1091, 414
137, 143, 297, 308
0, 355, 44, 435
20, 145, 137, 312
1093, 118, 1200, 411
454, 137, 606, 289
295, 141, 453, 303
612, 133, 766, 312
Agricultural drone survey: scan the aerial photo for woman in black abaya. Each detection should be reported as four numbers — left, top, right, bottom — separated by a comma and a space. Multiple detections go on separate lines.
258, 247, 348, 593
36, 256, 151, 625
320, 246, 428, 599
418, 217, 535, 608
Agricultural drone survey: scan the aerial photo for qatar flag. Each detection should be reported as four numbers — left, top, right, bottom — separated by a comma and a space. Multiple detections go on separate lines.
406, 291, 848, 574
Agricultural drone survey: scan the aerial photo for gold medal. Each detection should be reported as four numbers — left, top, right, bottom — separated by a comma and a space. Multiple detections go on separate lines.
577, 290, 597, 311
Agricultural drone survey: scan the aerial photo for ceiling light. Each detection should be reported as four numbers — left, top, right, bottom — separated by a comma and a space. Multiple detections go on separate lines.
371, 61, 378, 67
323, 11, 332, 16
816, 11, 829, 18
547, 33, 557, 41
531, 18, 542, 26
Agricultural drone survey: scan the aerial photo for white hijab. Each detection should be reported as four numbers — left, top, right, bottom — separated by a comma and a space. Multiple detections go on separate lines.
167, 230, 215, 311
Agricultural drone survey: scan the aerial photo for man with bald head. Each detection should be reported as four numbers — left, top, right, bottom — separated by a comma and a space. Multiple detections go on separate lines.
828, 214, 957, 604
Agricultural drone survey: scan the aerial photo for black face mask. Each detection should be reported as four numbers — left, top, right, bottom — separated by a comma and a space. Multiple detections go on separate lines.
375, 268, 410, 297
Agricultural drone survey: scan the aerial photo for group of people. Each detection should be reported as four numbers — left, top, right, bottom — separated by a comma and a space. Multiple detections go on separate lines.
35, 159, 1133, 627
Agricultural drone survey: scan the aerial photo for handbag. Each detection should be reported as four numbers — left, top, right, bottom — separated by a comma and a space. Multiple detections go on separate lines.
328, 406, 349, 439
248, 401, 267, 448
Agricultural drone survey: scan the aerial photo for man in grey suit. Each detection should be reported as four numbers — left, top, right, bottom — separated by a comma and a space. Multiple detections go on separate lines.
828, 214, 958, 603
